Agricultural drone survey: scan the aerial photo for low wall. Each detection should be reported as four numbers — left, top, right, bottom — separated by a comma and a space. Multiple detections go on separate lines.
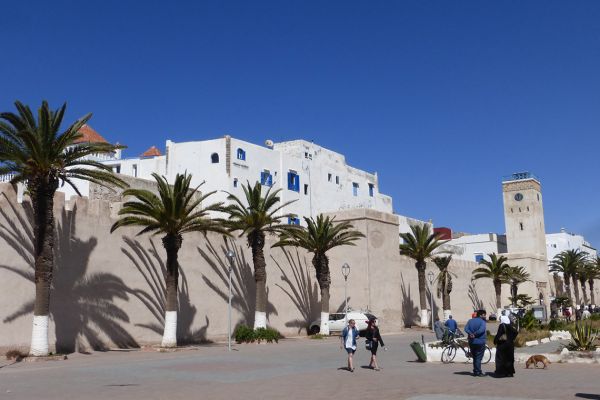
0, 183, 522, 352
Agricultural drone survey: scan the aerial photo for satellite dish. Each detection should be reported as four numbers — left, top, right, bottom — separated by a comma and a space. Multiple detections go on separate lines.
265, 140, 274, 148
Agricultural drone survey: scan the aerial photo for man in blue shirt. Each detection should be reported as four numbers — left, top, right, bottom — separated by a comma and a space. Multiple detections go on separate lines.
464, 310, 487, 377
445, 315, 458, 336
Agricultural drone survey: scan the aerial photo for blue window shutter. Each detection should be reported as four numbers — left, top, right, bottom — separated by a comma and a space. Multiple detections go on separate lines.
295, 175, 300, 192
267, 174, 272, 186
287, 172, 293, 190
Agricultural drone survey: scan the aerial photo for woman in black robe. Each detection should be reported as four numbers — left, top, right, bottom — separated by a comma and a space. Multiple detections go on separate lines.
494, 319, 518, 377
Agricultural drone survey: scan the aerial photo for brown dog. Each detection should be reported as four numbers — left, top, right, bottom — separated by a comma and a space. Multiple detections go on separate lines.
525, 355, 551, 369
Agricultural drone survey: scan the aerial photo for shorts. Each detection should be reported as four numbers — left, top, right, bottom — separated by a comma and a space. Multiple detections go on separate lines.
345, 347, 356, 354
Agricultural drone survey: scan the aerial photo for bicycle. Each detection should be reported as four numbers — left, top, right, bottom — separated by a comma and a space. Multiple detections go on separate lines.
441, 333, 492, 364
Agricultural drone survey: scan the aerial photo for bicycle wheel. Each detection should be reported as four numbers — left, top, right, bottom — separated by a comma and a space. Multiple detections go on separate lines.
441, 345, 457, 364
482, 346, 492, 364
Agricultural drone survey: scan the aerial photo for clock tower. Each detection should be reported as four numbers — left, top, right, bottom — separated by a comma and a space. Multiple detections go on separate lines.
502, 172, 549, 312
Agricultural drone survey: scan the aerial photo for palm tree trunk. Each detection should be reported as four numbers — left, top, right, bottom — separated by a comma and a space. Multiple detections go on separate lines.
564, 275, 573, 305
494, 279, 502, 311
313, 253, 331, 335
589, 280, 595, 306
510, 283, 518, 307
161, 233, 182, 347
249, 231, 267, 329
580, 279, 588, 305
30, 179, 57, 356
572, 274, 581, 305
416, 261, 428, 326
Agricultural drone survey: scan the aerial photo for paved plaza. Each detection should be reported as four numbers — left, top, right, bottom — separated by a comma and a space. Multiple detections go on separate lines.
0, 330, 598, 400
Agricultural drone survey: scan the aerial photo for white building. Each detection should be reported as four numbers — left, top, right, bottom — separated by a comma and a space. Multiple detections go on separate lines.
60, 128, 394, 225
546, 229, 598, 262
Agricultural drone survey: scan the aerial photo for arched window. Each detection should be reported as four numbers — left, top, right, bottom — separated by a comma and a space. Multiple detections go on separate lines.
211, 153, 219, 163
237, 148, 246, 161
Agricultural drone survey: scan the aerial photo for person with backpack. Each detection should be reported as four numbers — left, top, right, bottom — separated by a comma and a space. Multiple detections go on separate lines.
365, 318, 387, 371
340, 319, 359, 372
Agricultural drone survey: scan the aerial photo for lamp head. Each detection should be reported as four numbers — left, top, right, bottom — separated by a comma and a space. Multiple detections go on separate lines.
341, 263, 350, 278
226, 250, 235, 259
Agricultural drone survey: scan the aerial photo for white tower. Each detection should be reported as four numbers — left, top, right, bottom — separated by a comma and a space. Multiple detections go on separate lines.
502, 172, 550, 312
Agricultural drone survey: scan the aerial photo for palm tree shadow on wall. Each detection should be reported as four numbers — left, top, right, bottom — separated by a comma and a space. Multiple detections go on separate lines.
271, 248, 319, 334
0, 196, 137, 353
198, 236, 277, 328
468, 280, 485, 311
121, 237, 210, 344
400, 273, 419, 328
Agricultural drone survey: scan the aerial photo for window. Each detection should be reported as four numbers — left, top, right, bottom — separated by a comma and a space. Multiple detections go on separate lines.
237, 148, 246, 161
537, 194, 540, 201
368, 183, 374, 197
288, 216, 300, 225
233, 178, 238, 188
336, 176, 339, 185
475, 254, 484, 263
132, 164, 138, 178
520, 222, 524, 231
352, 182, 359, 196
304, 184, 309, 195
113, 165, 121, 174
260, 170, 273, 187
211, 153, 219, 163
287, 171, 300, 192
328, 173, 332, 182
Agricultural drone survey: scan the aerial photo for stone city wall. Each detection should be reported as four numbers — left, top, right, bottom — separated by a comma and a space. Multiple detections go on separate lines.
0, 182, 526, 352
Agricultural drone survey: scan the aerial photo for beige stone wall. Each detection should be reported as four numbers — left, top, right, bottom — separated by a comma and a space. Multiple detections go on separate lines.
0, 183, 551, 352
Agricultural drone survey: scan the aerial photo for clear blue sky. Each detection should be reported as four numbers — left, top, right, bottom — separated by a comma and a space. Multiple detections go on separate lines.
2, 1, 599, 249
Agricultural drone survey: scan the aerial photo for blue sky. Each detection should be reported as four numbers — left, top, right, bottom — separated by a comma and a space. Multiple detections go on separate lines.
2, 1, 600, 248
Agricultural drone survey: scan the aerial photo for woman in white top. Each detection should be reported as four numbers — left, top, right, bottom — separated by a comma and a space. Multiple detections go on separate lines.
340, 319, 359, 372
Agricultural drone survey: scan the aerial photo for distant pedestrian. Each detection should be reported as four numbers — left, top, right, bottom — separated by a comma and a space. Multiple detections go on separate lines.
582, 307, 591, 319
434, 317, 446, 340
365, 318, 386, 371
494, 315, 518, 377
445, 315, 458, 336
464, 309, 487, 377
341, 319, 359, 372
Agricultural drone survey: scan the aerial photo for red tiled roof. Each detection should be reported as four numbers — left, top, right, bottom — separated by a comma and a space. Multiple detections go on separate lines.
141, 146, 162, 157
73, 124, 109, 144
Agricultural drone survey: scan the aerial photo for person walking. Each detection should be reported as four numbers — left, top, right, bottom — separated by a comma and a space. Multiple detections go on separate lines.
365, 318, 387, 371
493, 315, 518, 377
464, 309, 487, 377
445, 315, 458, 336
433, 317, 446, 340
341, 319, 359, 372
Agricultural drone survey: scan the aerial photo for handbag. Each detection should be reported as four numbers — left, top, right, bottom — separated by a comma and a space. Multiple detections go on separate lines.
365, 339, 373, 350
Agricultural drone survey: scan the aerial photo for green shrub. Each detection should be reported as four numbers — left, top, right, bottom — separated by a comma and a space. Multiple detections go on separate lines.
546, 318, 567, 331
567, 322, 598, 351
519, 310, 540, 331
254, 327, 282, 343
234, 325, 282, 344
234, 325, 256, 343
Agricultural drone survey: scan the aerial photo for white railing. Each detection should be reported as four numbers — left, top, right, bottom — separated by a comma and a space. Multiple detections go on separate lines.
0, 173, 15, 183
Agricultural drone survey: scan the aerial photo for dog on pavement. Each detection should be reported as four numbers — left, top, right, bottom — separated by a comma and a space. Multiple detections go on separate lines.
525, 355, 551, 369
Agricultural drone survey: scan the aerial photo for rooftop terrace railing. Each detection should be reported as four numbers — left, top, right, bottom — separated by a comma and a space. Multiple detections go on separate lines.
502, 172, 539, 182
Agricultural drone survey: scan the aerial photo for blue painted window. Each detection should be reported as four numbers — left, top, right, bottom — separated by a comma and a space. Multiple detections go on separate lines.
211, 153, 219, 163
287, 171, 300, 192
368, 183, 374, 197
352, 182, 359, 196
475, 254, 484, 263
288, 216, 301, 225
237, 148, 246, 161
260, 171, 273, 187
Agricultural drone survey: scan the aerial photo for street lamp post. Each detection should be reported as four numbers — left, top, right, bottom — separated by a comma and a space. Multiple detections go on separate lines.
342, 263, 350, 325
225, 249, 236, 351
427, 271, 435, 331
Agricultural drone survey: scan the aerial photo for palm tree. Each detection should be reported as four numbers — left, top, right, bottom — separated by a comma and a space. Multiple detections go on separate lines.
224, 181, 296, 329
273, 214, 364, 334
399, 224, 446, 326
505, 266, 531, 307
587, 257, 600, 306
549, 249, 588, 306
432, 256, 456, 320
0, 101, 125, 356
111, 172, 227, 347
472, 253, 510, 312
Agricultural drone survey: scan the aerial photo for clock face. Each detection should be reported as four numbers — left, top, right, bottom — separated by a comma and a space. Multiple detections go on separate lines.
514, 193, 524, 201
